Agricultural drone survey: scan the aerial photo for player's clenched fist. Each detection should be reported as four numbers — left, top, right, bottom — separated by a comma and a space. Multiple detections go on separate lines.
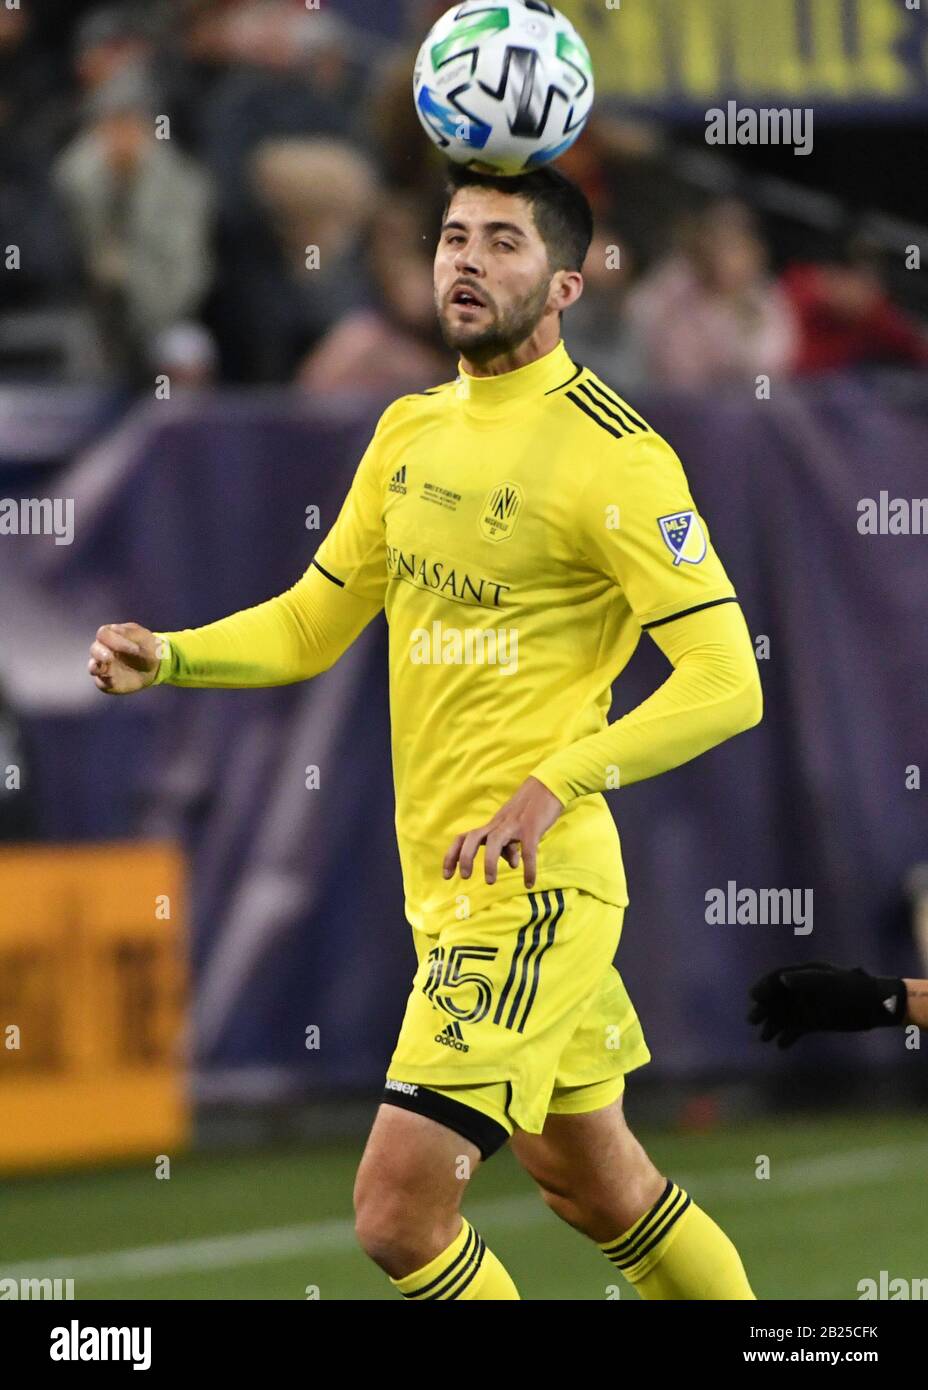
88, 622, 161, 694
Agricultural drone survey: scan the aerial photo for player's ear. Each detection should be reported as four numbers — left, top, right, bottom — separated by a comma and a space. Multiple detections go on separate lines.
555, 268, 583, 312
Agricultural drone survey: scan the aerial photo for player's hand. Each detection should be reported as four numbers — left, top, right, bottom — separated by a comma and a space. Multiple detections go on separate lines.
88, 623, 161, 695
442, 776, 565, 889
747, 962, 907, 1048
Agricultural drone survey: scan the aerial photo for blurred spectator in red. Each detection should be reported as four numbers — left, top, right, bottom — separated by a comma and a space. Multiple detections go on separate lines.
53, 65, 214, 381
781, 235, 928, 374
564, 227, 646, 394
627, 200, 797, 388
299, 192, 452, 395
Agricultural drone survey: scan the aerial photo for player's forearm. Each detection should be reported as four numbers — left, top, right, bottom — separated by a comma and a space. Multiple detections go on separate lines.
531, 602, 762, 803
903, 979, 928, 1030
154, 562, 380, 688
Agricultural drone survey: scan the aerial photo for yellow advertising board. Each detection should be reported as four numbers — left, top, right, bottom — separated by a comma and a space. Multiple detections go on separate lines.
0, 843, 188, 1172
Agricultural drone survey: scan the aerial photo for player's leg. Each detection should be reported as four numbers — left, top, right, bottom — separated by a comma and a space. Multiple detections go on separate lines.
512, 1089, 755, 1300
353, 1087, 520, 1299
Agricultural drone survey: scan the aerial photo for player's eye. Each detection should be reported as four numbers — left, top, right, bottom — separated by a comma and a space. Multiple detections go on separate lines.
494, 241, 516, 252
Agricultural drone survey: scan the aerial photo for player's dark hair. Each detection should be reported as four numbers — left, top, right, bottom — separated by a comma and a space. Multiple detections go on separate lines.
442, 163, 594, 273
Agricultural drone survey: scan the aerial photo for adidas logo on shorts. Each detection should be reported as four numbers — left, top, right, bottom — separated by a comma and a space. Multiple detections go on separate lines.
434, 1019, 469, 1052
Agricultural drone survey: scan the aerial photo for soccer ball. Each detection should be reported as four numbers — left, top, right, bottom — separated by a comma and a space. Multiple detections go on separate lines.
413, 1, 595, 177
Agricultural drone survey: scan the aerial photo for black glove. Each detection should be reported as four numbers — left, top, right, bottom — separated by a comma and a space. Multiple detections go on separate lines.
748, 962, 907, 1048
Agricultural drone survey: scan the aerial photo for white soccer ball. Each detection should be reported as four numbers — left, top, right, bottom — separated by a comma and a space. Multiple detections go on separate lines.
413, 1, 595, 177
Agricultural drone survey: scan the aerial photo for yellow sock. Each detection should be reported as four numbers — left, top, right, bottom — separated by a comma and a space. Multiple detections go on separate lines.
599, 1179, 755, 1300
390, 1217, 520, 1300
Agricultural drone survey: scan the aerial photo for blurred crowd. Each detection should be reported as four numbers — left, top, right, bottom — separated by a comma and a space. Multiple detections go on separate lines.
2, 0, 926, 394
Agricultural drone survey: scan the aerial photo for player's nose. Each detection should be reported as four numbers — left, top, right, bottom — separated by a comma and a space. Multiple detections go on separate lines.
452, 243, 483, 277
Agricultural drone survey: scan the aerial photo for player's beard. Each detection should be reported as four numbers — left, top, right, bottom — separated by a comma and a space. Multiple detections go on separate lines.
436, 272, 552, 363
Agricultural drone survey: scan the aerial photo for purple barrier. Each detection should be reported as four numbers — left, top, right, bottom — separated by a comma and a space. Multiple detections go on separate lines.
2, 375, 927, 1089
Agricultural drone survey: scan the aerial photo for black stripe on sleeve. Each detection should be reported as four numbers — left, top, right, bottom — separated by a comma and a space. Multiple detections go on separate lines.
583, 378, 649, 432
576, 381, 644, 435
565, 390, 627, 439
311, 558, 345, 588
641, 596, 740, 631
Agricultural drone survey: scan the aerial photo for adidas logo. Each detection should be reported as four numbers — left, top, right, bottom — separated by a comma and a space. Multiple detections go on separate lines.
389, 465, 407, 495
434, 1019, 469, 1052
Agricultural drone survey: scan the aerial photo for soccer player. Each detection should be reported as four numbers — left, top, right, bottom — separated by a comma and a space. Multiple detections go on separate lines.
88, 164, 763, 1301
749, 963, 928, 1046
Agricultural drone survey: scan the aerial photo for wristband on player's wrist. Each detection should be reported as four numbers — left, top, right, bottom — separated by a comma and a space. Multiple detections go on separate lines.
864, 972, 908, 1027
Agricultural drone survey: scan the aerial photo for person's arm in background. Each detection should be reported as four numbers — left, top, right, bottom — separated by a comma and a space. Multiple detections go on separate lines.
904, 981, 928, 1029
748, 964, 928, 1047
89, 405, 391, 694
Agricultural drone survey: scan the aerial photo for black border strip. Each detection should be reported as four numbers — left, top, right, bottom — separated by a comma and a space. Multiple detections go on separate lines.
641, 596, 739, 631
311, 558, 345, 588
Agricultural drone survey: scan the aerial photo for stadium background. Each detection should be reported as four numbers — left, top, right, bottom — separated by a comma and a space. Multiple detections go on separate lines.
1, 0, 927, 1301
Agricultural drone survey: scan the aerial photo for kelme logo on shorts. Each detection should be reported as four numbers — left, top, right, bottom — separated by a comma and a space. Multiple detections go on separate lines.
479, 481, 523, 542
434, 1019, 469, 1052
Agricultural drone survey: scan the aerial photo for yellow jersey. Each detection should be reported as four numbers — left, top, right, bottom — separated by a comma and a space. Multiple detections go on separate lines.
155, 338, 759, 932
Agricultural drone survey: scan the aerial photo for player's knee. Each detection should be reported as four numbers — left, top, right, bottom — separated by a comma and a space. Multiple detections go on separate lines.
354, 1174, 448, 1274
354, 1182, 415, 1270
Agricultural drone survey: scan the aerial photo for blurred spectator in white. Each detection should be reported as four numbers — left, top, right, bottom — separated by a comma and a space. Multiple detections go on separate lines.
299, 192, 452, 395
564, 228, 647, 394
217, 138, 376, 381
781, 234, 928, 374
151, 321, 219, 390
53, 65, 214, 381
627, 200, 797, 389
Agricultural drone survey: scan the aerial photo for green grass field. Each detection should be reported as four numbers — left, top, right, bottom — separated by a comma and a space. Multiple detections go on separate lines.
4, 1111, 927, 1300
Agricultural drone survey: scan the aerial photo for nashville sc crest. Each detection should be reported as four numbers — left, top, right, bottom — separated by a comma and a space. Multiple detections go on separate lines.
479, 481, 524, 543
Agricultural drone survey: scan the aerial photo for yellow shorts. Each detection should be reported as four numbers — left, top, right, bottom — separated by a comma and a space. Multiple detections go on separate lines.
386, 886, 650, 1139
